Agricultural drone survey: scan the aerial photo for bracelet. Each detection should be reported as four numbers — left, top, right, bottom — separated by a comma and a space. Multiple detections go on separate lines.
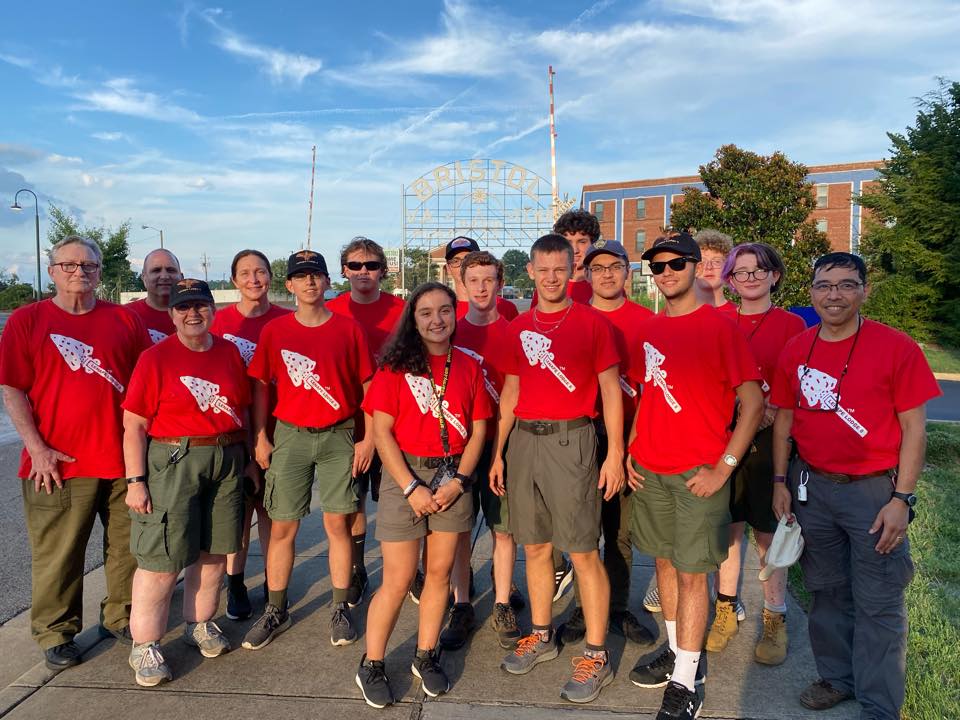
126, 475, 147, 485
402, 477, 423, 499
773, 475, 787, 484
454, 472, 472, 490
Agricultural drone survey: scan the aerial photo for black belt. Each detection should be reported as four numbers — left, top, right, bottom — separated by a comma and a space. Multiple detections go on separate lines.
280, 418, 352, 434
152, 431, 246, 447
804, 460, 896, 484
403, 452, 462, 469
517, 417, 591, 436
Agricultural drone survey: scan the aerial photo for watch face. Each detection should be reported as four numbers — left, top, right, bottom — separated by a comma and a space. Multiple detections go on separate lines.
723, 454, 738, 467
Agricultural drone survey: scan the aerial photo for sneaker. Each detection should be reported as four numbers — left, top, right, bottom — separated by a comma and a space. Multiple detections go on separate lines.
656, 680, 704, 719
226, 583, 252, 621
183, 620, 231, 658
356, 655, 394, 708
128, 642, 173, 687
408, 569, 425, 605
411, 648, 449, 698
491, 602, 521, 649
705, 599, 739, 652
631, 645, 706, 688
735, 597, 746, 622
553, 558, 574, 602
560, 607, 586, 644
643, 584, 661, 613
754, 609, 787, 665
800, 679, 853, 711
611, 610, 656, 646
439, 603, 476, 650
346, 567, 368, 609
501, 632, 560, 675
560, 654, 615, 703
241, 603, 291, 650
331, 602, 358, 646
44, 640, 82, 670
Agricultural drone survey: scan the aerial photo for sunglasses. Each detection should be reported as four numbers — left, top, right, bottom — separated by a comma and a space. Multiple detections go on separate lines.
172, 302, 211, 314
345, 261, 383, 272
649, 257, 697, 275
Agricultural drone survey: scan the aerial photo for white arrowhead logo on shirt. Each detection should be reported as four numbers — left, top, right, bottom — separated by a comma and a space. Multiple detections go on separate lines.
454, 345, 500, 403
147, 328, 167, 344
179, 376, 242, 426
404, 374, 468, 439
224, 333, 257, 366
49, 334, 124, 393
280, 349, 341, 410
643, 342, 681, 413
519, 331, 575, 392
797, 365, 868, 437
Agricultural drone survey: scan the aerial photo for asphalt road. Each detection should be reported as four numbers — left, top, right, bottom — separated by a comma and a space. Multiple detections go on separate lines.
930, 379, 960, 422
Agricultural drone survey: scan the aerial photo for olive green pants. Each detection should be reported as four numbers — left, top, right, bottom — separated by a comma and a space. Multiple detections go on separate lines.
21, 477, 136, 650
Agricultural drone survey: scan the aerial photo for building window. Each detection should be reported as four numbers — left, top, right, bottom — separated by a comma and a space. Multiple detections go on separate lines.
816, 219, 828, 233
636, 198, 646, 219
816, 185, 829, 209
635, 230, 646, 250
594, 202, 604, 221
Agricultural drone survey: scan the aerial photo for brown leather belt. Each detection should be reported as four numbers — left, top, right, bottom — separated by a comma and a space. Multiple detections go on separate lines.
403, 452, 462, 469
517, 417, 591, 435
804, 461, 896, 484
151, 430, 247, 447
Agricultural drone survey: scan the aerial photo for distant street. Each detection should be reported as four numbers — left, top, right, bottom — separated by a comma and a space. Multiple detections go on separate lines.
930, 380, 960, 422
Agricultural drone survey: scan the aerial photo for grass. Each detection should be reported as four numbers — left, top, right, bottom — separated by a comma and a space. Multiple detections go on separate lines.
787, 423, 960, 720
922, 343, 960, 374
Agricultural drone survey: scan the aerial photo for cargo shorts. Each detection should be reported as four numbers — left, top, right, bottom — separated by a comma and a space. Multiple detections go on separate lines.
472, 440, 511, 535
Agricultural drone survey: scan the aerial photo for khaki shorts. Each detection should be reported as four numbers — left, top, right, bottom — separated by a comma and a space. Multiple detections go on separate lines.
376, 455, 474, 542
472, 441, 511, 535
629, 459, 731, 574
264, 419, 357, 520
505, 420, 601, 553
130, 441, 245, 573
729, 427, 778, 534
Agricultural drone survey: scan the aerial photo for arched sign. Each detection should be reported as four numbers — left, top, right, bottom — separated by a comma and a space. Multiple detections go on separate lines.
402, 159, 556, 248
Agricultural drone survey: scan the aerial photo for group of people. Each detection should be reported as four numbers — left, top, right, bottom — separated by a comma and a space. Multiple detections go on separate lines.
0, 208, 939, 720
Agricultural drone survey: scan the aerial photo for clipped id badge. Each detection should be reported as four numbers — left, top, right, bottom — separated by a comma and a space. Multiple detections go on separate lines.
430, 458, 457, 492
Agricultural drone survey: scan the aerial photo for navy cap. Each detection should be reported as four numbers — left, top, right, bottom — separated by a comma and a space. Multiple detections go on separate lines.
286, 249, 328, 278
445, 236, 480, 260
640, 231, 701, 262
582, 239, 629, 267
168, 278, 214, 308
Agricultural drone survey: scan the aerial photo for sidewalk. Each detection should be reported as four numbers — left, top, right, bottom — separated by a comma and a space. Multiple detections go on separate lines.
0, 501, 859, 720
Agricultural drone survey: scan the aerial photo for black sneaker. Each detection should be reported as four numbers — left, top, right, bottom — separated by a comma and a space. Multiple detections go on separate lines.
44, 640, 82, 671
439, 603, 476, 650
560, 607, 586, 644
346, 567, 368, 609
656, 680, 704, 719
611, 610, 656, 646
356, 655, 394, 708
491, 602, 521, 649
631, 644, 705, 688
226, 583, 252, 621
408, 569, 425, 605
241, 603, 291, 650
411, 648, 450, 697
553, 558, 574, 602
331, 602, 358, 646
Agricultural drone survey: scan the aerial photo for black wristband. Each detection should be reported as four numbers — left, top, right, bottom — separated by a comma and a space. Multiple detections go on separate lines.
454, 472, 472, 489
126, 475, 147, 485
402, 478, 423, 498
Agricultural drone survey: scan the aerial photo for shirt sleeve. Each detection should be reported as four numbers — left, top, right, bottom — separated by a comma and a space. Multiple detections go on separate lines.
770, 343, 798, 408
502, 323, 523, 376
362, 369, 398, 418
592, 313, 621, 374
122, 351, 160, 420
0, 307, 34, 390
891, 334, 942, 412
722, 322, 762, 388
354, 324, 375, 384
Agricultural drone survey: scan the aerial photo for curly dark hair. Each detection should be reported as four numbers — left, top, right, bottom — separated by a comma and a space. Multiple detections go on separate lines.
553, 209, 600, 242
379, 282, 457, 375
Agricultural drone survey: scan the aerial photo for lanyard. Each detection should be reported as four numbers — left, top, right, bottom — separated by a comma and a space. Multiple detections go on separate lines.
430, 346, 454, 458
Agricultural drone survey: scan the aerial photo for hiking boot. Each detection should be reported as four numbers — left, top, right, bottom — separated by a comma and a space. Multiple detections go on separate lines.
331, 602, 358, 646
408, 569, 425, 605
560, 653, 614, 703
501, 632, 560, 675
346, 567, 368, 608
560, 607, 586, 644
799, 679, 854, 710
643, 584, 661, 613
611, 610, 656, 646
656, 680, 704, 719
553, 558, 574, 602
754, 608, 787, 665
439, 603, 476, 650
241, 603, 291, 650
491, 602, 521, 649
411, 648, 449, 698
704, 599, 738, 652
356, 655, 394, 708
128, 642, 172, 687
183, 620, 231, 658
98, 624, 133, 645
226, 582, 252, 620
44, 640, 82, 671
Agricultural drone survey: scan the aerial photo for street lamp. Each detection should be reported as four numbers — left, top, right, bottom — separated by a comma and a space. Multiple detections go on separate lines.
10, 189, 42, 301
141, 224, 164, 248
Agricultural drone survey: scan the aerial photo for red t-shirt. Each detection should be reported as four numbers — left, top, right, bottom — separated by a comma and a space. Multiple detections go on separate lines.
504, 302, 619, 420
531, 279, 592, 307
733, 307, 806, 396
770, 319, 941, 474
125, 298, 176, 345
456, 298, 519, 322
124, 335, 250, 437
248, 312, 374, 428
594, 299, 654, 425
715, 301, 738, 319
0, 299, 149, 480
363, 349, 493, 456
327, 291, 405, 360
454, 316, 511, 440
210, 303, 292, 366
628, 304, 761, 474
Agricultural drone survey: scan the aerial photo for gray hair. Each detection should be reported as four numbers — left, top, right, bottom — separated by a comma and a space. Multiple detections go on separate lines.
48, 235, 103, 265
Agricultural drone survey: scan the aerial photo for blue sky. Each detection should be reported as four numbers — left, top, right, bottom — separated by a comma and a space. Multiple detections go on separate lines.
1, 0, 958, 285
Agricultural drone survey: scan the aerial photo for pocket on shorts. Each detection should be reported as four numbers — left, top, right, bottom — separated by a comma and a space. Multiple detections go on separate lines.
130, 508, 169, 565
22, 481, 71, 511
574, 427, 598, 471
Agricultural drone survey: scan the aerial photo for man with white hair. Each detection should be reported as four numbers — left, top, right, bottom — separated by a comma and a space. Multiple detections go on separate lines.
126, 248, 182, 343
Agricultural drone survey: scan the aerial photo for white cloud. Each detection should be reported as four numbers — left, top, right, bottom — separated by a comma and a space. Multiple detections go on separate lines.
185, 177, 212, 190
0, 52, 33, 69
48, 154, 83, 164
92, 131, 129, 142
76, 78, 202, 123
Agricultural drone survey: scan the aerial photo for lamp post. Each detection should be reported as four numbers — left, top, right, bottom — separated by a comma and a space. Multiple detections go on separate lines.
141, 224, 164, 248
10, 189, 42, 301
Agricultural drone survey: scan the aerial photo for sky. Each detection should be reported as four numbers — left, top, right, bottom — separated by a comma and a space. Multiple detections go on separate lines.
1, 0, 959, 286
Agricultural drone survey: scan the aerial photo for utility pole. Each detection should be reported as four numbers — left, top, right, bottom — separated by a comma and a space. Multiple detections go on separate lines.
200, 253, 210, 282
306, 145, 316, 250
549, 66, 559, 220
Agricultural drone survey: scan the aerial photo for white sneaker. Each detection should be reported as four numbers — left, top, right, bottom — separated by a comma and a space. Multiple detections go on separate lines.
129, 642, 173, 687
184, 620, 231, 658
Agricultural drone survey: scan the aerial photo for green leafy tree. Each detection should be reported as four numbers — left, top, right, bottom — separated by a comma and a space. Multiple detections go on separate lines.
858, 79, 960, 344
670, 144, 830, 308
402, 248, 432, 290
270, 258, 290, 297
0, 271, 35, 310
501, 249, 530, 285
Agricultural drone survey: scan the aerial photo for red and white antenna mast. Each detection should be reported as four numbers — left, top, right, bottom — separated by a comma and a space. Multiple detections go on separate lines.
548, 66, 559, 220
305, 144, 317, 250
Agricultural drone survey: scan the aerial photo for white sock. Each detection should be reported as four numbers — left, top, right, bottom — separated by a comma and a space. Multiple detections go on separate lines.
764, 600, 787, 614
665, 620, 677, 654
672, 648, 700, 691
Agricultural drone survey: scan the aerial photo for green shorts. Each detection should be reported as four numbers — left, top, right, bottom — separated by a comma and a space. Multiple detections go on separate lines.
130, 441, 245, 574
264, 419, 357, 520
376, 455, 474, 542
729, 427, 778, 534
471, 441, 511, 535
629, 459, 731, 574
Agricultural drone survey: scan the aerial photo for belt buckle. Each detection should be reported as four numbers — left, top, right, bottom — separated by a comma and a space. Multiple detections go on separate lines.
532, 421, 551, 436
216, 433, 232, 446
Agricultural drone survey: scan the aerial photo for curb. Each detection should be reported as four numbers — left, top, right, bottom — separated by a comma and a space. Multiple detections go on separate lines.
934, 372, 960, 381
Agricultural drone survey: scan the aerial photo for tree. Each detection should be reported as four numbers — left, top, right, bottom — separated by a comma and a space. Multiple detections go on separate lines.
858, 79, 960, 344
269, 258, 289, 297
501, 249, 530, 285
0, 271, 34, 310
402, 248, 432, 290
669, 144, 830, 308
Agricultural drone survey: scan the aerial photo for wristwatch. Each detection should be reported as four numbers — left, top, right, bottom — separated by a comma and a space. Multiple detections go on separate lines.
126, 475, 146, 485
721, 454, 739, 469
454, 472, 472, 490
892, 491, 917, 507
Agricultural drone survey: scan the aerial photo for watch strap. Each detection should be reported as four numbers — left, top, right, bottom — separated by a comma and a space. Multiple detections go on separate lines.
126, 475, 147, 485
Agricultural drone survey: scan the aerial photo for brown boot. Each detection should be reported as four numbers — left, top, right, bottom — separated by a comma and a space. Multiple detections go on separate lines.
754, 608, 787, 665
799, 679, 854, 710
704, 599, 738, 652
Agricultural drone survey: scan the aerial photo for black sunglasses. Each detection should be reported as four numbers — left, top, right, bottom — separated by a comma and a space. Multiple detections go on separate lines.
345, 261, 383, 271
649, 257, 698, 275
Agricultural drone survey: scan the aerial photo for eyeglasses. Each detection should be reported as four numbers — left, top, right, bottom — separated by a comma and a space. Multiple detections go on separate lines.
730, 268, 770, 282
345, 261, 383, 272
702, 260, 724, 269
290, 271, 325, 281
53, 262, 100, 274
811, 280, 863, 294
172, 302, 211, 314
447, 258, 465, 269
649, 257, 697, 275
588, 262, 627, 275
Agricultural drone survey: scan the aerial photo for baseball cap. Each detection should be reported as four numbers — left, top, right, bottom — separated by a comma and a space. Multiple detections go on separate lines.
758, 515, 805, 581
168, 278, 214, 308
582, 239, 629, 267
286, 249, 328, 278
445, 236, 480, 260
640, 231, 702, 262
